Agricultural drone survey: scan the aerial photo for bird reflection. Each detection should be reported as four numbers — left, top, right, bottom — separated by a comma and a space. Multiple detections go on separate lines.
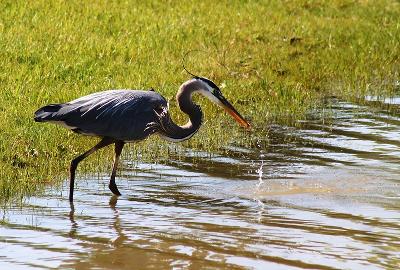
109, 195, 128, 247
68, 201, 78, 237
68, 196, 127, 247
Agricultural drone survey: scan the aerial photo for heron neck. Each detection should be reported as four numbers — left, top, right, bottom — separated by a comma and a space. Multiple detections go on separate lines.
159, 80, 203, 142
177, 79, 203, 124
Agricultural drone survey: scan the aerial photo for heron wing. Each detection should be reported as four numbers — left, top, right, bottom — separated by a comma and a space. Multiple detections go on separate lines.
35, 90, 167, 141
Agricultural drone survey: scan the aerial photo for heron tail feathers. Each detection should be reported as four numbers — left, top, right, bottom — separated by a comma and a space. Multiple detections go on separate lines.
34, 104, 62, 122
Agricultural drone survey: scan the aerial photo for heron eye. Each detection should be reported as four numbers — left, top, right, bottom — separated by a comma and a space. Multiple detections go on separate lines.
211, 88, 219, 96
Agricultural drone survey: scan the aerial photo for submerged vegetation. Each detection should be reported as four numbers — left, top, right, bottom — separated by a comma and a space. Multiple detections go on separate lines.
0, 0, 399, 200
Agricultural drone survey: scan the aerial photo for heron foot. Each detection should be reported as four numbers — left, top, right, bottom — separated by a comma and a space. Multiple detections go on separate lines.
109, 183, 121, 196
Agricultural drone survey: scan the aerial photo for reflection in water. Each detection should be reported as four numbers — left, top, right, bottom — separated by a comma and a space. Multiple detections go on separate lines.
108, 196, 128, 247
68, 201, 77, 238
1, 101, 400, 269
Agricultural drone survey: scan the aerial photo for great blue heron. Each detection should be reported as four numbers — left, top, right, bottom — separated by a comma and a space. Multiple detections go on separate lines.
34, 76, 250, 202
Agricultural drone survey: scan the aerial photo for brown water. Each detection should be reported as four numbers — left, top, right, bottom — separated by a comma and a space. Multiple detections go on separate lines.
1, 101, 400, 269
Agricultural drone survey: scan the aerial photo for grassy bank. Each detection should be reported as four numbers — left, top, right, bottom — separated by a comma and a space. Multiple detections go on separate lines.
0, 0, 399, 200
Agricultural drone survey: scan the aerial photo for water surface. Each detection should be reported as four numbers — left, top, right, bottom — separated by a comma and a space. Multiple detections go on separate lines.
1, 101, 400, 269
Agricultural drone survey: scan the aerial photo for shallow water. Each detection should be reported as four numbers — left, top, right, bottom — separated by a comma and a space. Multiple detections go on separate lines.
1, 101, 400, 269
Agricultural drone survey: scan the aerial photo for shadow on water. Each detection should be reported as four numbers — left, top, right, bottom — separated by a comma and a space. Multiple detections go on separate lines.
1, 100, 400, 269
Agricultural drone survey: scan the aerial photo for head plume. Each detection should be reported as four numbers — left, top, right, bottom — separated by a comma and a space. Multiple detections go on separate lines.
182, 50, 203, 79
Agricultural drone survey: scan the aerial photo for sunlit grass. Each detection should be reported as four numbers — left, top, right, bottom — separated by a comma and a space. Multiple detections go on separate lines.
0, 0, 399, 201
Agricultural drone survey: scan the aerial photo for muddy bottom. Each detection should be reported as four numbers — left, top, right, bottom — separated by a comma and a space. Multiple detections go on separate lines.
1, 101, 400, 269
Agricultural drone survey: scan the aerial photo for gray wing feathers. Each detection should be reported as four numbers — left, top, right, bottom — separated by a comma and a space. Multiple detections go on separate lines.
34, 90, 167, 141
34, 104, 63, 121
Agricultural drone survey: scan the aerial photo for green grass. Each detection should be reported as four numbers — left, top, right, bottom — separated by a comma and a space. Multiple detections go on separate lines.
0, 0, 399, 201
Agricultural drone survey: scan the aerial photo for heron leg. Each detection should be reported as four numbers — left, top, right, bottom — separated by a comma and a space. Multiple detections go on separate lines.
69, 137, 113, 202
109, 141, 125, 196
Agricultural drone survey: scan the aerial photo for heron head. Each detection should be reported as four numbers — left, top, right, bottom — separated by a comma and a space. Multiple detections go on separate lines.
196, 77, 251, 129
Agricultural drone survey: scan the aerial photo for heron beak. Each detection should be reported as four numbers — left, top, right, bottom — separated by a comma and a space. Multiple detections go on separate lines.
218, 96, 251, 129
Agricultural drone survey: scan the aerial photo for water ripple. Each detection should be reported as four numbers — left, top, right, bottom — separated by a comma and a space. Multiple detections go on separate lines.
1, 100, 400, 269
